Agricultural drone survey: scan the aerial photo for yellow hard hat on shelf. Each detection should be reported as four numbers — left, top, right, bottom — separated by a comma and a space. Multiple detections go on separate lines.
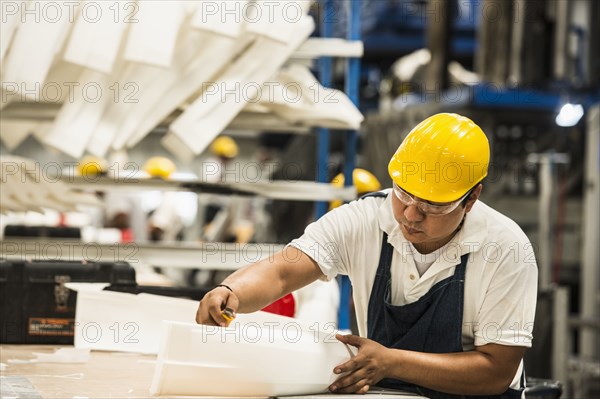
388, 113, 489, 203
210, 136, 238, 159
77, 156, 107, 177
330, 168, 382, 209
144, 156, 176, 179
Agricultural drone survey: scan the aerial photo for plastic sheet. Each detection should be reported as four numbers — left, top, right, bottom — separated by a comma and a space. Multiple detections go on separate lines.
150, 320, 356, 397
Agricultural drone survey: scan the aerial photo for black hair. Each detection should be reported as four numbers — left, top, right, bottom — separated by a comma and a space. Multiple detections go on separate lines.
461, 182, 483, 207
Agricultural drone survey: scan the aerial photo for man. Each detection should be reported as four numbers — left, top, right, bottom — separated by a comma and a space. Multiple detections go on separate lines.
196, 113, 538, 398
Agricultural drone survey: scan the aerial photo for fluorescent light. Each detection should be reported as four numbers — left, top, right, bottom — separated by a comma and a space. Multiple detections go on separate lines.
555, 103, 584, 127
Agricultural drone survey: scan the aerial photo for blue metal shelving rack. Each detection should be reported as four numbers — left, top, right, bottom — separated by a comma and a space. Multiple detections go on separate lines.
315, 0, 361, 331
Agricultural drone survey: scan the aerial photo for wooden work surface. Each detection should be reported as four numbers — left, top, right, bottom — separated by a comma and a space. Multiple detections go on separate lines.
0, 345, 423, 398
0, 345, 156, 397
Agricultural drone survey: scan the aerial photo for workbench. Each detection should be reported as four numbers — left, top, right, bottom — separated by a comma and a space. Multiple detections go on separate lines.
0, 345, 424, 398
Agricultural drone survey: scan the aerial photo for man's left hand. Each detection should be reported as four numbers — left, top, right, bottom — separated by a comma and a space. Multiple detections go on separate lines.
330, 334, 390, 394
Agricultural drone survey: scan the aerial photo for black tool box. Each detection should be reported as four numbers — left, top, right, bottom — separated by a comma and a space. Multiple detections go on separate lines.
0, 259, 136, 344
0, 259, 213, 344
4, 225, 81, 239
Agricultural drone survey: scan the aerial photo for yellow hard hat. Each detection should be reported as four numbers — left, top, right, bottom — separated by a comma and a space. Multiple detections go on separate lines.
144, 156, 176, 179
77, 156, 107, 177
330, 168, 382, 209
388, 113, 489, 202
210, 136, 238, 159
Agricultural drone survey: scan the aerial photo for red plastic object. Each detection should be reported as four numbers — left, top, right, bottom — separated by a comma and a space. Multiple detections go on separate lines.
121, 228, 134, 243
261, 293, 295, 317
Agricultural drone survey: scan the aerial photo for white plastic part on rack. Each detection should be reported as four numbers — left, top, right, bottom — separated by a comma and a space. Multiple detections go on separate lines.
83, 61, 132, 157
0, 0, 21, 60
111, 24, 229, 152
42, 68, 113, 158
0, 155, 101, 214
92, 61, 164, 154
164, 16, 315, 160
4, 172, 48, 213
243, 0, 310, 43
2, 1, 73, 95
63, 0, 128, 74
149, 320, 356, 397
124, 14, 251, 151
0, 120, 36, 151
123, 0, 186, 68
190, 0, 247, 38
254, 64, 364, 130
79, 0, 191, 156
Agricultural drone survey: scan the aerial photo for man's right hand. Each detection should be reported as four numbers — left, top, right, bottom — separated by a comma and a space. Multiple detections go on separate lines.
195, 286, 240, 326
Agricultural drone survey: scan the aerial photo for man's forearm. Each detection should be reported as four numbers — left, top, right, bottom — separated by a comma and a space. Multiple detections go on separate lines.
385, 345, 525, 395
221, 247, 323, 313
221, 261, 285, 313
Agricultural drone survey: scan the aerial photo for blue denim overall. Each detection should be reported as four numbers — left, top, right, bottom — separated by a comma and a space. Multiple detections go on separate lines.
366, 232, 524, 399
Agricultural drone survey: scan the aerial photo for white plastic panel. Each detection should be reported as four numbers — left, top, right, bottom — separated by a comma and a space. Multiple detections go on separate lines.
63, 0, 128, 73
150, 321, 355, 397
124, 0, 186, 67
166, 16, 315, 158
70, 285, 198, 354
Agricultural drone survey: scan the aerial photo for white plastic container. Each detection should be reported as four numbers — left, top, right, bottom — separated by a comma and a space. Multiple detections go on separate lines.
150, 321, 355, 397
69, 284, 198, 354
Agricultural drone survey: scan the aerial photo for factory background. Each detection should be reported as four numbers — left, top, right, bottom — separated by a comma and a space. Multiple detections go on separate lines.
0, 1, 598, 398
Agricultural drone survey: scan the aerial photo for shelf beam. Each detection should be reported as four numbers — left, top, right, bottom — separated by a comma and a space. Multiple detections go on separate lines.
292, 38, 363, 59
63, 176, 357, 202
0, 239, 284, 271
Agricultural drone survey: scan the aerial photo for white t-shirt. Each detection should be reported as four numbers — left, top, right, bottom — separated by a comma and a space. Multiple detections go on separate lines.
289, 189, 538, 391
409, 242, 443, 276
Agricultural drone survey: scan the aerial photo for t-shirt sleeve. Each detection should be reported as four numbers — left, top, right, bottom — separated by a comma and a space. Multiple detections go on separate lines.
288, 201, 367, 281
473, 240, 538, 348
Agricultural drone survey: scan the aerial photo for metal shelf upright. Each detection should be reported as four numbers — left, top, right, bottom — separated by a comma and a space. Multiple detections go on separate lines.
315, 0, 361, 331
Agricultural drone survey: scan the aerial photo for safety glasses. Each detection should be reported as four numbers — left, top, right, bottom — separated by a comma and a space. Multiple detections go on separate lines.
392, 183, 472, 216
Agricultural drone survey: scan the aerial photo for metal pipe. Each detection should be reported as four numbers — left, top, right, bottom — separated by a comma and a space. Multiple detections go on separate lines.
528, 152, 569, 291
569, 317, 600, 330
553, 286, 569, 384
553, 0, 572, 81
538, 155, 556, 291
509, 0, 526, 84
338, 0, 361, 332
425, 0, 452, 89
580, 104, 600, 360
